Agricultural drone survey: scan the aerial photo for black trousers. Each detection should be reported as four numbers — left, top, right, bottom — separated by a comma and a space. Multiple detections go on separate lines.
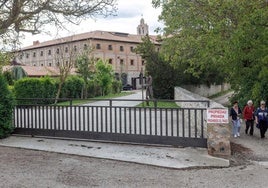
245, 120, 254, 135
259, 121, 268, 138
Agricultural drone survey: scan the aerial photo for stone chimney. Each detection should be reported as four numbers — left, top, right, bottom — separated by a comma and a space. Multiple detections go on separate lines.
33, 40, 40, 45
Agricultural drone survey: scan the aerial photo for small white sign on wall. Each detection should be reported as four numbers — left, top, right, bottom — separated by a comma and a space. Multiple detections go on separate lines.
207, 108, 229, 124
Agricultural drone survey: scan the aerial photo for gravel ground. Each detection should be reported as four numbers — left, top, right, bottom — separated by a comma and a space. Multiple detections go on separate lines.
1, 124, 268, 188
0, 144, 267, 188
1, 91, 267, 188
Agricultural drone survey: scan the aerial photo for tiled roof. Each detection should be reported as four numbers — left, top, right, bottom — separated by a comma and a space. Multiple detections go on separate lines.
21, 30, 160, 50
2, 65, 76, 77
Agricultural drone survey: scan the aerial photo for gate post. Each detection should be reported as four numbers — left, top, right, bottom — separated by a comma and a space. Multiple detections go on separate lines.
207, 108, 231, 158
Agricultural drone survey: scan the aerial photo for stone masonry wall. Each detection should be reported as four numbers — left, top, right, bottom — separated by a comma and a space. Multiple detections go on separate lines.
181, 83, 231, 97
174, 87, 231, 158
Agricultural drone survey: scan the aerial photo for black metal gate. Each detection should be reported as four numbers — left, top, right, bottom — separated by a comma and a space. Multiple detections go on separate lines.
13, 99, 208, 148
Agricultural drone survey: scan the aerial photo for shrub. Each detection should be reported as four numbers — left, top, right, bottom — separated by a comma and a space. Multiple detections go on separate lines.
87, 80, 102, 98
111, 80, 122, 94
14, 77, 56, 104
60, 76, 84, 98
0, 73, 15, 138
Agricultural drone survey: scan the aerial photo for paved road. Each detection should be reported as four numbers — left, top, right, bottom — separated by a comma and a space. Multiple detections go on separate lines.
212, 91, 234, 107
84, 90, 144, 107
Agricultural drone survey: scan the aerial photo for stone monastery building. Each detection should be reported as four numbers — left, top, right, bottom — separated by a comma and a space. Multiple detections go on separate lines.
15, 19, 160, 87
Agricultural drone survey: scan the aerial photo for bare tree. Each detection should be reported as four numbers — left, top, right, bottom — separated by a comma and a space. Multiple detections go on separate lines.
0, 0, 117, 47
53, 37, 79, 103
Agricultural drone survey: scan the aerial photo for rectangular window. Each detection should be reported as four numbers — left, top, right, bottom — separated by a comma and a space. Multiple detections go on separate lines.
33, 52, 36, 57
108, 45, 113, 50
40, 51, 43, 56
120, 46, 124, 51
26, 53, 29, 58
65, 47, 68, 53
48, 50, 51, 55
84, 44, 88, 50
130, 59, 134, 66
120, 59, 124, 65
74, 46, 77, 52
96, 43, 101, 49
109, 59, 113, 64
56, 48, 59, 54
130, 46, 135, 52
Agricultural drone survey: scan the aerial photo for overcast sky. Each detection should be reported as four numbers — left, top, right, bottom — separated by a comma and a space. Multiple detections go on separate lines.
21, 0, 163, 47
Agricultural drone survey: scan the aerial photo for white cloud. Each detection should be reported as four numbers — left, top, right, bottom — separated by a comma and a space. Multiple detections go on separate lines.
21, 0, 163, 47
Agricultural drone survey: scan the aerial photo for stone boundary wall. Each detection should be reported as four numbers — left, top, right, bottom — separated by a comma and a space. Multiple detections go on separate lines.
181, 83, 231, 97
174, 87, 225, 108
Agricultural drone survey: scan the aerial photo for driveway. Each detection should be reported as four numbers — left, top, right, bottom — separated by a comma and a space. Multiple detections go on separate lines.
84, 90, 144, 107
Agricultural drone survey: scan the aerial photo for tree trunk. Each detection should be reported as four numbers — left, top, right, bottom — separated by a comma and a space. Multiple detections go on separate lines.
54, 82, 63, 104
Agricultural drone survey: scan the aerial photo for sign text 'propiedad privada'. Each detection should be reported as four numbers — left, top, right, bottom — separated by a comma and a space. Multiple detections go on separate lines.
207, 108, 229, 124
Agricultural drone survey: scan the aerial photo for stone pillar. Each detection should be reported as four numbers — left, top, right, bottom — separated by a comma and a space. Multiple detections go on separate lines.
207, 123, 231, 158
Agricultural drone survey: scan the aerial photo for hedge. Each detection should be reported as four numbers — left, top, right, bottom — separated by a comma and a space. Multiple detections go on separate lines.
0, 73, 15, 138
14, 77, 56, 104
60, 76, 85, 98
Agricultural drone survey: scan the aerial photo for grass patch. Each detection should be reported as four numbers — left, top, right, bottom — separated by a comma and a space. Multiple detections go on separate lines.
136, 101, 180, 108
56, 91, 135, 106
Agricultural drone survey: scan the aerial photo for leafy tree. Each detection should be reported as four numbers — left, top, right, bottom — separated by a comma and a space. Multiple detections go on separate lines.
0, 0, 117, 48
94, 60, 114, 96
76, 55, 96, 98
0, 52, 12, 69
135, 35, 192, 99
0, 73, 15, 138
2, 71, 14, 85
153, 0, 268, 104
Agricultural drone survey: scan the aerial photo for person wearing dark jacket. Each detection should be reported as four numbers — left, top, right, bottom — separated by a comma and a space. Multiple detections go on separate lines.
255, 100, 268, 139
243, 100, 255, 135
230, 101, 242, 138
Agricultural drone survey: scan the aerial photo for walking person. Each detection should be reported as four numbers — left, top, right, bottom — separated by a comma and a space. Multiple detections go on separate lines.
243, 100, 255, 136
230, 101, 242, 138
145, 74, 153, 106
255, 100, 268, 139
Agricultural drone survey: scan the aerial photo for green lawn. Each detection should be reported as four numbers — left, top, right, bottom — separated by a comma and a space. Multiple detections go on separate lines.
136, 101, 180, 108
